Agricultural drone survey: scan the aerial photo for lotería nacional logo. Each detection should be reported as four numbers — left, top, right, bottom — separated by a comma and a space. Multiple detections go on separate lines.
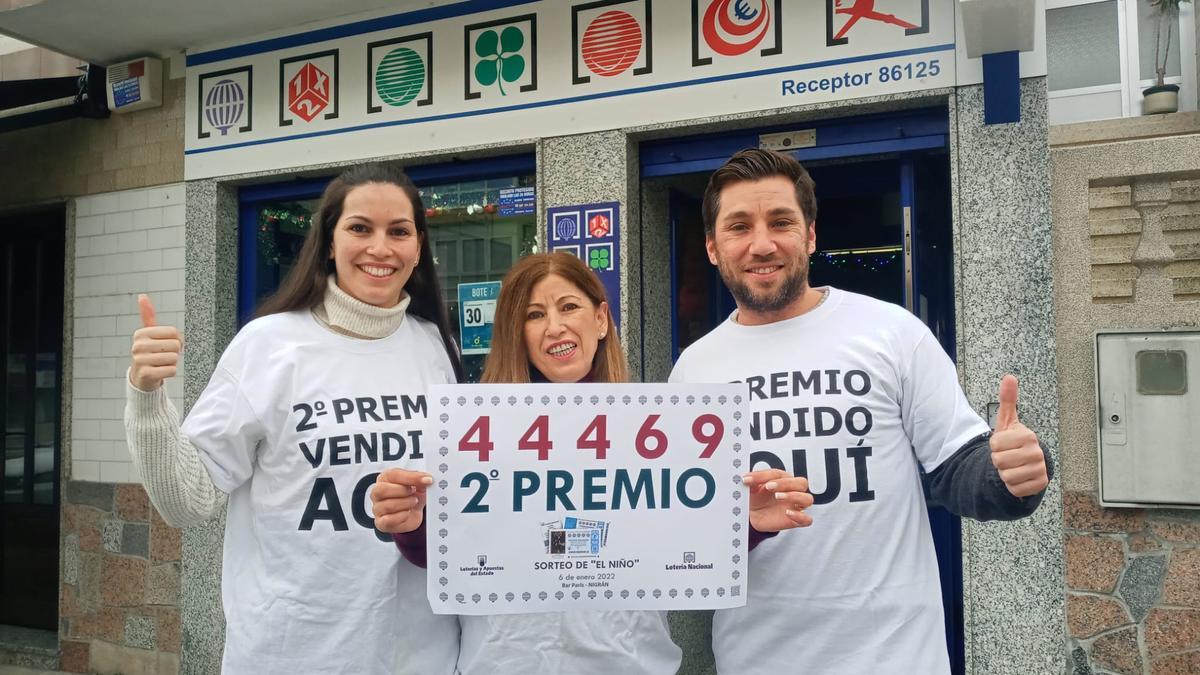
204, 80, 245, 136
826, 0, 930, 47
279, 50, 339, 127
197, 65, 252, 140
571, 0, 653, 85
665, 551, 714, 571
692, 0, 782, 66
368, 33, 434, 113
555, 215, 580, 241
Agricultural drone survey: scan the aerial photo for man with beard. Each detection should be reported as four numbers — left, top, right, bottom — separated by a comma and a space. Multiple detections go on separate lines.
669, 149, 1051, 674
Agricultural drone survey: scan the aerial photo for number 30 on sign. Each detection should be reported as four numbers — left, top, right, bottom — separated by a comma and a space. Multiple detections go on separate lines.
426, 383, 749, 615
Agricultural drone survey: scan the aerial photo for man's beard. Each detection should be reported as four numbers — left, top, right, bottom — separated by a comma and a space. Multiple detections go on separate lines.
716, 256, 809, 316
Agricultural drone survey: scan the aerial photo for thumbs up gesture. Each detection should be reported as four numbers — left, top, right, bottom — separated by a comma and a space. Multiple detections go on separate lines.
989, 375, 1048, 498
129, 294, 183, 391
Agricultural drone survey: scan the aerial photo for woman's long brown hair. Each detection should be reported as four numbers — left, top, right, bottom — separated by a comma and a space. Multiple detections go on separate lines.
482, 251, 628, 384
255, 163, 464, 381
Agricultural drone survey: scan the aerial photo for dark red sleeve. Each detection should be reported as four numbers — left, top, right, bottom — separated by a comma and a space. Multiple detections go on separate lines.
749, 523, 778, 551
392, 511, 427, 569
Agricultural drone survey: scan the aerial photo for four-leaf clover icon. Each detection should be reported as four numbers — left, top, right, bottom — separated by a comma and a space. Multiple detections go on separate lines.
474, 26, 525, 95
588, 247, 611, 270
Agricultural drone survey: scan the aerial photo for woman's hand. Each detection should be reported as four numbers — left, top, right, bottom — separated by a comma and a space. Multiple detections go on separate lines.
371, 469, 434, 534
129, 294, 182, 391
743, 469, 814, 532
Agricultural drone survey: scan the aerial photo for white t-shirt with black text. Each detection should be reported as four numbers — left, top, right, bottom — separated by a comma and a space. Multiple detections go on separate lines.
669, 288, 988, 675
182, 310, 459, 675
457, 610, 680, 675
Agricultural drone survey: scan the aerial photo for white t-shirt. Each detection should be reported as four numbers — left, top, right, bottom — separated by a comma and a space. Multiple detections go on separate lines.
457, 611, 680, 675
182, 310, 460, 675
669, 288, 988, 675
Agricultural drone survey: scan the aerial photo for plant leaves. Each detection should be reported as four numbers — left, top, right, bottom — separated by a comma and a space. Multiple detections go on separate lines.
474, 59, 499, 86
500, 54, 525, 83
500, 26, 525, 54
474, 30, 499, 58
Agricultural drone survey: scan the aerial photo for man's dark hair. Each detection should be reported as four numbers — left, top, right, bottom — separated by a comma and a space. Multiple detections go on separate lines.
701, 148, 817, 237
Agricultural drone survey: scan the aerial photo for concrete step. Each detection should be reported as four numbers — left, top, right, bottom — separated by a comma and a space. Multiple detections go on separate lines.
0, 626, 59, 672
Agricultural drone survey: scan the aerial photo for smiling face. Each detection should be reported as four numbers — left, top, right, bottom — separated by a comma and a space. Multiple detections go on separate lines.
329, 182, 421, 308
523, 273, 608, 383
707, 175, 817, 325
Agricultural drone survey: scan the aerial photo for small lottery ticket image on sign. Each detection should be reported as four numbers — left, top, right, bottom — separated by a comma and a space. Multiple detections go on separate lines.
543, 517, 608, 556
427, 383, 749, 615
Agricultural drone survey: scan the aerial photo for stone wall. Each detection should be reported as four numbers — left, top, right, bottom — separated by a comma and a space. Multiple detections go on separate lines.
58, 483, 182, 674
1063, 492, 1200, 673
1051, 113, 1200, 674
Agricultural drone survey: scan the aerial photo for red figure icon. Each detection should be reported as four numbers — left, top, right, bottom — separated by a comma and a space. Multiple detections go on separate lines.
833, 0, 918, 40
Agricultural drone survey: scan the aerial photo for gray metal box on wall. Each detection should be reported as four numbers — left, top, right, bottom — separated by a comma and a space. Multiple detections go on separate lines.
1096, 330, 1200, 508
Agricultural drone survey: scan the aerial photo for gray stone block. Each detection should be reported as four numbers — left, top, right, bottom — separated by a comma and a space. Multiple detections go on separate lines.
124, 614, 156, 650
1071, 646, 1092, 675
67, 480, 114, 511
102, 519, 123, 553
1118, 554, 1166, 622
63, 533, 80, 586
122, 522, 150, 558
146, 562, 182, 606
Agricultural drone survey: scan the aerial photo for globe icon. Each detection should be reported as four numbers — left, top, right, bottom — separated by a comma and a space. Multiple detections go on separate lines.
376, 47, 425, 107
203, 79, 245, 135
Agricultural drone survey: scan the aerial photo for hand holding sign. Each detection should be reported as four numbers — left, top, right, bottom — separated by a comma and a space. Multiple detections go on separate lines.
129, 294, 183, 391
743, 469, 814, 532
372, 468, 433, 534
989, 375, 1049, 498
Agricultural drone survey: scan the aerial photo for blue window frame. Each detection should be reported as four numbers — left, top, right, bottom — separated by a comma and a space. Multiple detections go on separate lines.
236, 153, 536, 327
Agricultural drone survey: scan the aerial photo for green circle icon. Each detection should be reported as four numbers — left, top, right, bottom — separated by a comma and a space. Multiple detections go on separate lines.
375, 47, 425, 107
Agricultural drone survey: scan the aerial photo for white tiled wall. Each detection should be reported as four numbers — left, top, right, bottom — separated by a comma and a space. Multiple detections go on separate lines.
72, 184, 186, 483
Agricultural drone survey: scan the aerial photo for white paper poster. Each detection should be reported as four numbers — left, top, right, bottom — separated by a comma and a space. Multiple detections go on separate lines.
426, 383, 749, 615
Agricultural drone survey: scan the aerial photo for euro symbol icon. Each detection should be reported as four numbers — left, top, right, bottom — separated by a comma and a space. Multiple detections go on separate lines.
734, 0, 758, 20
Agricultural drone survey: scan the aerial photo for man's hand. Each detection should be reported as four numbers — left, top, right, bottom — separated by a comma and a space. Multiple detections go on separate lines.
371, 469, 433, 534
129, 294, 182, 391
743, 469, 814, 532
990, 375, 1048, 498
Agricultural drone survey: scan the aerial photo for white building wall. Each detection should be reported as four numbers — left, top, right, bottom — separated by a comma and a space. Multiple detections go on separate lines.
71, 183, 187, 483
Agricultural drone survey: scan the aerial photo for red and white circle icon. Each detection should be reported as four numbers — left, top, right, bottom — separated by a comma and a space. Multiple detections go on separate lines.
287, 62, 330, 122
702, 0, 771, 56
581, 10, 643, 77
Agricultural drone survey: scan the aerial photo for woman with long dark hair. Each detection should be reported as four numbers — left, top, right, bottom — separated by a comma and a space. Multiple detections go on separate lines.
125, 164, 462, 674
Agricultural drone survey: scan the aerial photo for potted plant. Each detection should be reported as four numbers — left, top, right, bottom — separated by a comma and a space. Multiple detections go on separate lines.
1143, 0, 1192, 114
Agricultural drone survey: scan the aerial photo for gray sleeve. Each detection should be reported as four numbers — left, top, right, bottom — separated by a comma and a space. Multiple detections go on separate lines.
925, 432, 1053, 522
123, 379, 227, 528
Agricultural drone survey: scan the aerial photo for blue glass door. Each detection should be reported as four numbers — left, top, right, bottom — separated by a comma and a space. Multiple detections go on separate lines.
657, 122, 964, 673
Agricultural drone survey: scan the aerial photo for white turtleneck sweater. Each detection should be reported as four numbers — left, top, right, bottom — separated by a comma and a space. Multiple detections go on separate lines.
124, 278, 460, 675
125, 279, 413, 526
